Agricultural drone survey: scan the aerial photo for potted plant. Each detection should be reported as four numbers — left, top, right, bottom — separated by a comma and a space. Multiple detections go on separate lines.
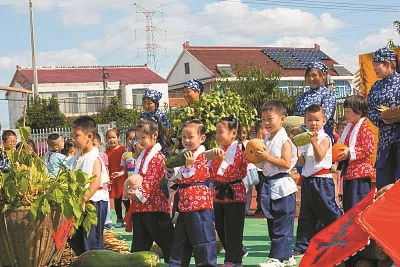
0, 127, 98, 267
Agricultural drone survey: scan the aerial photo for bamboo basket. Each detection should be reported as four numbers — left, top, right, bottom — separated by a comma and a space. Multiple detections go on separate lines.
0, 207, 67, 267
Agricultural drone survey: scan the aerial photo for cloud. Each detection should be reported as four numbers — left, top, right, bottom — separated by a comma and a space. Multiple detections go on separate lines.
356, 26, 400, 53
198, 1, 344, 38
0, 49, 98, 84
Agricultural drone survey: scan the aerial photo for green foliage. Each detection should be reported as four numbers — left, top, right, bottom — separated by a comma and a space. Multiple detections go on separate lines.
215, 63, 298, 115
388, 21, 400, 49
97, 97, 141, 126
169, 90, 257, 149
0, 127, 97, 233
17, 97, 66, 129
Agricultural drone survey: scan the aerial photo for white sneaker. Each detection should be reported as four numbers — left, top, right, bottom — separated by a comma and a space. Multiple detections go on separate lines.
282, 256, 297, 266
258, 258, 285, 267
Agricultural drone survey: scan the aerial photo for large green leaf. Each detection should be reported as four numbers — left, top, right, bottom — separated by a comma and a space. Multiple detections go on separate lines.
18, 127, 32, 142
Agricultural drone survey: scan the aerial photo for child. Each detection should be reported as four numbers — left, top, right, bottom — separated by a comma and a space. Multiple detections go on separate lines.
254, 100, 298, 267
255, 120, 268, 214
62, 138, 77, 161
124, 118, 174, 263
93, 133, 113, 229
43, 133, 66, 177
239, 125, 258, 216
140, 89, 171, 129
168, 120, 217, 267
210, 116, 247, 267
183, 79, 204, 106
293, 104, 342, 256
367, 47, 400, 190
67, 116, 109, 255
16, 139, 37, 154
113, 129, 138, 178
2, 130, 17, 151
107, 128, 130, 228
337, 95, 374, 212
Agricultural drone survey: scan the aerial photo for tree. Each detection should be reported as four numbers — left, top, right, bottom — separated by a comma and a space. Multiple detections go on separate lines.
215, 62, 298, 115
169, 89, 258, 149
388, 20, 400, 49
96, 97, 141, 126
17, 97, 66, 129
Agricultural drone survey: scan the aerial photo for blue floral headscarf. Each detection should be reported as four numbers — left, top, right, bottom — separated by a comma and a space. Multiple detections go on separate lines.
307, 61, 328, 73
143, 89, 162, 102
183, 79, 204, 93
373, 47, 397, 62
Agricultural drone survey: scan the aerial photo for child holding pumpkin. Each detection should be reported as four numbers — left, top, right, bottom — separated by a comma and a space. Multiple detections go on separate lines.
293, 104, 342, 257
123, 119, 174, 264
336, 95, 374, 212
168, 119, 217, 267
210, 116, 248, 267
253, 100, 297, 267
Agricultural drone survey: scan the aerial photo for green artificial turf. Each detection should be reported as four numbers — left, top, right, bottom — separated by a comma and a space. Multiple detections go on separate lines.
111, 211, 300, 267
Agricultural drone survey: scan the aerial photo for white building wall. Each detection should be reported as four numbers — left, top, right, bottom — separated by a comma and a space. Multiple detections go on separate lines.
8, 82, 28, 128
167, 51, 214, 89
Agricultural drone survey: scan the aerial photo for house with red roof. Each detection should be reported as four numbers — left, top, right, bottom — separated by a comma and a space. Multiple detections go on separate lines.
8, 65, 168, 127
167, 42, 354, 106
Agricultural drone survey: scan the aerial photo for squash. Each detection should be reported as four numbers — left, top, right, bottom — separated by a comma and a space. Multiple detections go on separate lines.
70, 250, 160, 267
283, 116, 304, 133
245, 139, 266, 164
165, 151, 186, 168
332, 143, 348, 162
204, 148, 223, 160
293, 132, 312, 147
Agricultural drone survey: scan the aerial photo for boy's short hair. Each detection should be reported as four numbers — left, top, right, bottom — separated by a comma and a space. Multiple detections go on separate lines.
344, 95, 368, 117
305, 104, 325, 116
93, 133, 102, 143
2, 130, 16, 142
71, 116, 97, 136
261, 100, 287, 116
47, 133, 61, 147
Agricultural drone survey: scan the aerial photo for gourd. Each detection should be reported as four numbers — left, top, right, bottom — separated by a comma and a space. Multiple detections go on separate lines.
70, 250, 160, 267
245, 139, 266, 164
293, 132, 312, 147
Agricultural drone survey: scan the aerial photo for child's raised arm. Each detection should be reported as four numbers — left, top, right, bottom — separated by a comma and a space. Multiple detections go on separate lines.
85, 158, 102, 201
310, 133, 330, 162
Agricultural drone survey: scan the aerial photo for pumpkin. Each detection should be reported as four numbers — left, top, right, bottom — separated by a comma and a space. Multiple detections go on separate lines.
332, 143, 348, 162
293, 132, 312, 147
245, 139, 266, 164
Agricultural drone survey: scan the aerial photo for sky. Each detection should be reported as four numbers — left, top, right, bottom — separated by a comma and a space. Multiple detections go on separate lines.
0, 0, 400, 129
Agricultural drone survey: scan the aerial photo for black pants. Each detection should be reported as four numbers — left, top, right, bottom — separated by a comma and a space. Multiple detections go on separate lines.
131, 212, 174, 263
68, 200, 108, 256
255, 171, 266, 211
214, 202, 245, 264
114, 197, 130, 220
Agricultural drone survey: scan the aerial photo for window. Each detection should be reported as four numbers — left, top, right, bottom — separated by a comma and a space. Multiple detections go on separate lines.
184, 62, 190, 74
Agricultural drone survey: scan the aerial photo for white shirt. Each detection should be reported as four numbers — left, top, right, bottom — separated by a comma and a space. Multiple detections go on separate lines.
298, 129, 332, 178
259, 128, 298, 200
68, 147, 109, 202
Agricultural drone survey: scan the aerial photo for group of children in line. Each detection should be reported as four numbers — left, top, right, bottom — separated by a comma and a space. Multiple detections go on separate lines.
1, 46, 399, 267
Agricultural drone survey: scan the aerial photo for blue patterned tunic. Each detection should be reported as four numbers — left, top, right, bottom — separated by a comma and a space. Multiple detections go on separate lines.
140, 109, 172, 129
294, 85, 336, 128
367, 71, 400, 166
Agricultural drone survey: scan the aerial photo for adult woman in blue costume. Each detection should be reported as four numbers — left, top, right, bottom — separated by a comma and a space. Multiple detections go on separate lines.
294, 62, 336, 138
